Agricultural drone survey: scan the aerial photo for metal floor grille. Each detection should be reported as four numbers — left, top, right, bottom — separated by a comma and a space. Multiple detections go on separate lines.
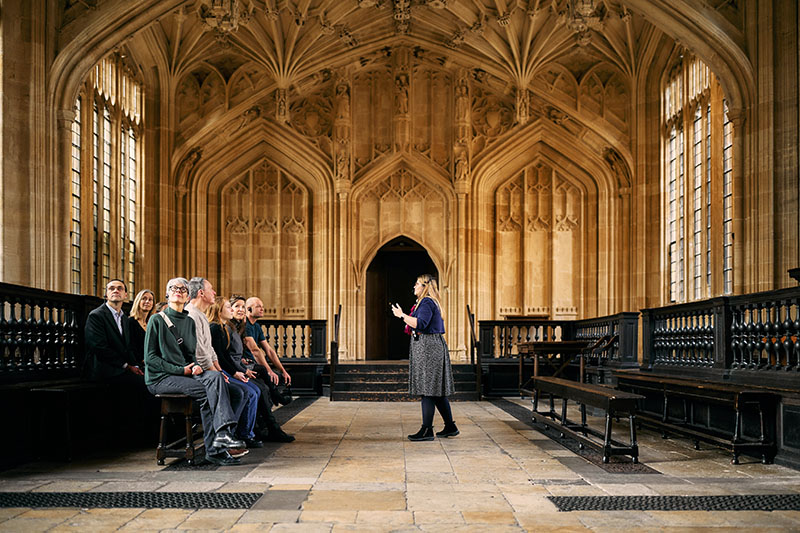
549, 494, 800, 512
0, 492, 262, 509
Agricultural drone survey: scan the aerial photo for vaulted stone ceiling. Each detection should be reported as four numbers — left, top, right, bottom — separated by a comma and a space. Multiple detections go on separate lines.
58, 0, 746, 183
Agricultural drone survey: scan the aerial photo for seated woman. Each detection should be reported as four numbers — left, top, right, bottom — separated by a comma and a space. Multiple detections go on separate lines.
207, 297, 263, 448
230, 295, 294, 442
129, 289, 155, 367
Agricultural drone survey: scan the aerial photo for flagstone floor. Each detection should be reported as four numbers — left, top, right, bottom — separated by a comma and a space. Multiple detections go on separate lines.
2, 398, 800, 532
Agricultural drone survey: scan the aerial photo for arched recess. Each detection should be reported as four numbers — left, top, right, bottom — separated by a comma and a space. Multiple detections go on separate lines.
178, 119, 335, 322
345, 155, 456, 360
471, 119, 624, 322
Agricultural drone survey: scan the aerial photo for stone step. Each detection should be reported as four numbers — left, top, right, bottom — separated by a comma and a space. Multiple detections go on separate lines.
330, 390, 480, 402
332, 380, 477, 392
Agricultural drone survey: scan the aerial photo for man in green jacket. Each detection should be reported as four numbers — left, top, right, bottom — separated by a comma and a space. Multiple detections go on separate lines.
144, 277, 245, 466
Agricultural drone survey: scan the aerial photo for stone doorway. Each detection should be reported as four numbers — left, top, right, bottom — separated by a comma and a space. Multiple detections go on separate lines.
365, 236, 438, 360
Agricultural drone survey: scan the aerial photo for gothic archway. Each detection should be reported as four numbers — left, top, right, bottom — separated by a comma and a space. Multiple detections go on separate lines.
365, 236, 437, 360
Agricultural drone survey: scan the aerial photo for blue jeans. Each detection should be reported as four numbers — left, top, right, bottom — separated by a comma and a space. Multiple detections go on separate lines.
221, 370, 260, 440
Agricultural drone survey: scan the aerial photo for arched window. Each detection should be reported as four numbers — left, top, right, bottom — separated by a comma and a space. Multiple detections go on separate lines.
662, 55, 733, 303
69, 53, 143, 296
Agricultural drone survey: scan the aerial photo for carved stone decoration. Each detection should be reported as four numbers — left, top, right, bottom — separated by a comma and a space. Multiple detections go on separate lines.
471, 85, 514, 154
175, 147, 203, 187
455, 71, 471, 144
355, 168, 448, 262
446, 28, 466, 49
289, 94, 333, 139
453, 149, 469, 184
470, 13, 487, 34
553, 178, 581, 231
275, 88, 289, 123
334, 76, 351, 139
603, 146, 632, 188
516, 87, 530, 126
338, 26, 358, 48
393, 0, 412, 34
395, 73, 409, 115
196, 0, 251, 37
394, 50, 411, 151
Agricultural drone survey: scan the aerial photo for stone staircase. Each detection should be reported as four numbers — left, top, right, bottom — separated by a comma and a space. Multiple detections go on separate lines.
330, 362, 479, 401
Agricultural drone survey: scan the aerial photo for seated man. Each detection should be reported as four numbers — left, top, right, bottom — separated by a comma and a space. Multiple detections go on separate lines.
144, 277, 246, 466
84, 279, 143, 385
242, 297, 295, 442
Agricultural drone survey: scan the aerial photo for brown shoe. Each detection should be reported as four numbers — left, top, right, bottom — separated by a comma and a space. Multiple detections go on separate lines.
228, 448, 249, 458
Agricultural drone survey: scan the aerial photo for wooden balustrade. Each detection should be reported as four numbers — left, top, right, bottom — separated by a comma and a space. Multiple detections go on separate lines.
641, 286, 800, 388
478, 312, 638, 368
254, 319, 327, 359
0, 282, 102, 383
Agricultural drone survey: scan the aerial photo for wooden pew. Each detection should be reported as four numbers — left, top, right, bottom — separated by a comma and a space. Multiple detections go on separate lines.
522, 376, 645, 463
613, 370, 778, 464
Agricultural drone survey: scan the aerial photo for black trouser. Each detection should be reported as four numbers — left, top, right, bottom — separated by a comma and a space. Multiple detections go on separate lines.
421, 395, 454, 427
250, 364, 282, 432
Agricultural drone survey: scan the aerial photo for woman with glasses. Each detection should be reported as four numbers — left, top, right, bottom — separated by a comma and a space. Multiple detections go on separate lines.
391, 274, 458, 441
143, 278, 244, 466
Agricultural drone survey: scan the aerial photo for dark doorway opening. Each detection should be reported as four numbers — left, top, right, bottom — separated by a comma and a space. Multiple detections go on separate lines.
365, 236, 438, 360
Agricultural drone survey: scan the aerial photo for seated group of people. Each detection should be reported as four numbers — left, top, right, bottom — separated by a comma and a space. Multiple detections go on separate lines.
84, 277, 295, 466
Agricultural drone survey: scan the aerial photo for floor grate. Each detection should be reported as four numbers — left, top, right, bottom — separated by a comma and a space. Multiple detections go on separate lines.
0, 491, 262, 509
549, 494, 800, 512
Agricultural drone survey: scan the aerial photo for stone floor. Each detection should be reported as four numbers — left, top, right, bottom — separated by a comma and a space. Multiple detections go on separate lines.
2, 398, 800, 532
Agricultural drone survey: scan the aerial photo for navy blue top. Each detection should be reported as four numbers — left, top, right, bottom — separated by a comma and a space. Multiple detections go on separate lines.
411, 297, 445, 334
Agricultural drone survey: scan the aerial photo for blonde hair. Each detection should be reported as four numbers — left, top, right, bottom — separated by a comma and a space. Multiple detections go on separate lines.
416, 274, 443, 318
205, 296, 228, 325
130, 289, 155, 322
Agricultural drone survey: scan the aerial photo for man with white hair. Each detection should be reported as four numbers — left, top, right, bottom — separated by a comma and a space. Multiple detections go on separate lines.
144, 277, 245, 466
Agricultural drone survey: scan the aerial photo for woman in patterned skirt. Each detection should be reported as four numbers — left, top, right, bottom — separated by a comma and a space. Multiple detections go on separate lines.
391, 274, 459, 441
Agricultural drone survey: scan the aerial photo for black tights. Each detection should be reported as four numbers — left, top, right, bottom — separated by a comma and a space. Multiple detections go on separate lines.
421, 396, 454, 427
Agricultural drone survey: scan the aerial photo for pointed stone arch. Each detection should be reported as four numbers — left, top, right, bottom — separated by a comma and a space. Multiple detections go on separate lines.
175, 119, 335, 322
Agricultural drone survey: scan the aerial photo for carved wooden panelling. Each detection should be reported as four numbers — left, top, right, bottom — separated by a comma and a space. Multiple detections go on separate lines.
356, 168, 446, 262
494, 163, 582, 318
222, 159, 309, 318
352, 68, 393, 171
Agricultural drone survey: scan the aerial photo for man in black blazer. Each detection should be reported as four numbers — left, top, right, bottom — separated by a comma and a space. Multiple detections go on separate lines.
84, 279, 143, 384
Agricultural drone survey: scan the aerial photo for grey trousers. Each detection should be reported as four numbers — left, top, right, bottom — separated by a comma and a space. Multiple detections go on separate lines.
148, 371, 238, 456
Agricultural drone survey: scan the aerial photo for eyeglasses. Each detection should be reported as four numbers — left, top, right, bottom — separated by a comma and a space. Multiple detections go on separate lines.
168, 286, 189, 294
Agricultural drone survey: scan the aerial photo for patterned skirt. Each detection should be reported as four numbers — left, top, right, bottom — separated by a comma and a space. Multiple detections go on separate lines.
408, 333, 454, 397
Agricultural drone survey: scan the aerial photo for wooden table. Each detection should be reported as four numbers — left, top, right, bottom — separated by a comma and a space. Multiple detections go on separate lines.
517, 340, 591, 391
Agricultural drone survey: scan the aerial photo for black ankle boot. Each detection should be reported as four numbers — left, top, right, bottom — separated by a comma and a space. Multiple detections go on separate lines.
407, 425, 434, 441
436, 421, 459, 438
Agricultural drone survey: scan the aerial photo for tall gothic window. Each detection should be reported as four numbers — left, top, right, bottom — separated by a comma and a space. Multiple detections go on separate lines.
69, 53, 143, 296
662, 55, 734, 303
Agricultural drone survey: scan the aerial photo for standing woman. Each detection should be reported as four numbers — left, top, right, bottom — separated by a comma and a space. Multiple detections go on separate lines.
129, 289, 155, 367
392, 274, 459, 441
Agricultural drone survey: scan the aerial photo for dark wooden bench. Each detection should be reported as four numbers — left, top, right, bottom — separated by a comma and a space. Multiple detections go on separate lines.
613, 370, 779, 464
30, 380, 111, 461
155, 394, 205, 465
522, 376, 645, 463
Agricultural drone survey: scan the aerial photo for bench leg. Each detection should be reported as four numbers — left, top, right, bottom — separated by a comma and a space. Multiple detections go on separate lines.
156, 412, 168, 466
731, 409, 742, 465
629, 414, 639, 464
580, 403, 587, 436
603, 413, 612, 463
532, 389, 539, 415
